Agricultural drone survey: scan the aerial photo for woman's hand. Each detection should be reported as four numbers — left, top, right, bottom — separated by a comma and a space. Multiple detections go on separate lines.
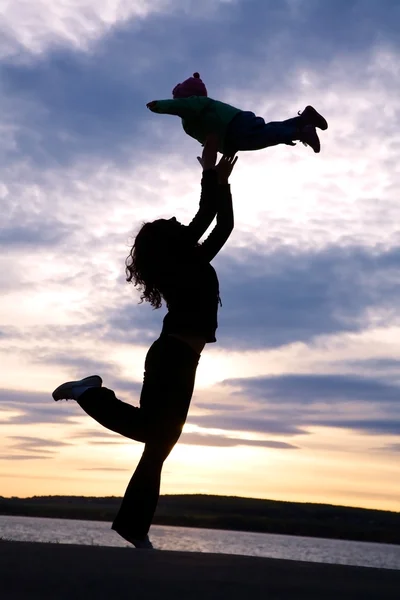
199, 134, 219, 171
215, 155, 238, 184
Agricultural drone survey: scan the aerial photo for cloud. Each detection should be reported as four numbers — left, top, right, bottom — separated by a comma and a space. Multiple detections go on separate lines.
89, 440, 127, 445
189, 398, 400, 440
180, 431, 298, 449
1, 1, 400, 360
0, 389, 81, 425
196, 402, 245, 412
224, 372, 400, 406
313, 419, 400, 436
2, 435, 69, 460
189, 413, 309, 437
344, 358, 400, 372
2, 0, 400, 483
0, 327, 22, 340
70, 429, 122, 439
7, 238, 400, 361
99, 243, 400, 351
6, 235, 400, 359
203, 369, 400, 438
2, 0, 400, 169
0, 0, 173, 56
216, 244, 400, 350
78, 467, 130, 471
7, 435, 69, 449
4, 0, 399, 61
0, 454, 53, 461
375, 443, 400, 452
70, 429, 129, 444
0, 223, 69, 248
1, 365, 398, 444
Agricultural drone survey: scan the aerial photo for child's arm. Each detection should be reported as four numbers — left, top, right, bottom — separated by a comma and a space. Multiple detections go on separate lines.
146, 97, 208, 119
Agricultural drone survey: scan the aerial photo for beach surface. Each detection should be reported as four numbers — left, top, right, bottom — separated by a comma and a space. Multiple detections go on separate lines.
2, 540, 399, 599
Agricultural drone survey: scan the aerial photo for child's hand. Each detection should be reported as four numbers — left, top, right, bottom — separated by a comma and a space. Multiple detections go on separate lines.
200, 134, 219, 171
146, 101, 157, 111
215, 155, 238, 184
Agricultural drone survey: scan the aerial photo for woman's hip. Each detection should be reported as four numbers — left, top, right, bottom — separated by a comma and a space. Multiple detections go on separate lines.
140, 334, 200, 413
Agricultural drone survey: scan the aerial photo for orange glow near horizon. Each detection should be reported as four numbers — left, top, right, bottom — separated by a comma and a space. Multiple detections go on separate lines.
1, 413, 399, 512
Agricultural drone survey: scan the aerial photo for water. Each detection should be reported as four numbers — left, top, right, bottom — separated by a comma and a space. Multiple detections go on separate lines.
1, 515, 399, 570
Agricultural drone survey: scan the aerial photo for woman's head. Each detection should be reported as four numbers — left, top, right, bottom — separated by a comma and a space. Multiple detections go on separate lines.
126, 217, 190, 308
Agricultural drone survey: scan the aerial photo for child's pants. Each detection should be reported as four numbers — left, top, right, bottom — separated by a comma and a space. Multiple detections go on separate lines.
77, 334, 200, 540
224, 110, 302, 153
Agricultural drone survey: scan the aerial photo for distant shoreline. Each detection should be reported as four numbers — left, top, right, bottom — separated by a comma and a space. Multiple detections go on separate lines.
1, 493, 399, 546
1, 510, 400, 547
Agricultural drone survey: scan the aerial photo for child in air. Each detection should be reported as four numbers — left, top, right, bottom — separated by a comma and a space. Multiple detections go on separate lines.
147, 72, 328, 154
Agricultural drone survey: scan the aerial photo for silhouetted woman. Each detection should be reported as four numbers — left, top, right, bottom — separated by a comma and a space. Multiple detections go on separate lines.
52, 136, 237, 548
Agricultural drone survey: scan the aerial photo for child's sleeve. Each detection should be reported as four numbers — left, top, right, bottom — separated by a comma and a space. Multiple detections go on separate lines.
149, 98, 203, 119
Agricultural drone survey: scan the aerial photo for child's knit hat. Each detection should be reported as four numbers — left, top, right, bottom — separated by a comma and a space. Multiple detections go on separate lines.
172, 72, 208, 98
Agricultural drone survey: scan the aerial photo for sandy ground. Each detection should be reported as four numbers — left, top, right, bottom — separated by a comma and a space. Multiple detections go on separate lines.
1, 541, 399, 599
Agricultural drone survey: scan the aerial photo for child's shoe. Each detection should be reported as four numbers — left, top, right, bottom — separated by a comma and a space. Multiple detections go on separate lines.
299, 106, 328, 130
299, 125, 321, 153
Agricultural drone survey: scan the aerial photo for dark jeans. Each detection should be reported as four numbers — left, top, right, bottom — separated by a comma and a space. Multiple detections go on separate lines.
225, 110, 302, 153
78, 334, 200, 539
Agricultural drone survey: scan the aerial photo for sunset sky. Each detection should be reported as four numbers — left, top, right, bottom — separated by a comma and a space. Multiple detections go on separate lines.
1, 0, 400, 512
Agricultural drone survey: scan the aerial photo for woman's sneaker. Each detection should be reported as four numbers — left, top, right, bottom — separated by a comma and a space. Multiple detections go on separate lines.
131, 535, 154, 550
299, 105, 328, 130
299, 125, 321, 153
113, 527, 154, 549
52, 375, 102, 401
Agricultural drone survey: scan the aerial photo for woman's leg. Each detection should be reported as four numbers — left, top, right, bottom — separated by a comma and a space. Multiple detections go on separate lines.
112, 438, 177, 541
77, 387, 148, 443
112, 335, 200, 540
75, 338, 170, 442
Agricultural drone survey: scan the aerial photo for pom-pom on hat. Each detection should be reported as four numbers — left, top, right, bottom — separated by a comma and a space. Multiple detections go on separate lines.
172, 72, 208, 99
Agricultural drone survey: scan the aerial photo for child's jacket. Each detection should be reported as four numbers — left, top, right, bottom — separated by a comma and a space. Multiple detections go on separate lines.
150, 96, 241, 153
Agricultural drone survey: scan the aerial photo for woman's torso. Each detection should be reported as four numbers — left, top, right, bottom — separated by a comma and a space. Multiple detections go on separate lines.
160, 257, 220, 353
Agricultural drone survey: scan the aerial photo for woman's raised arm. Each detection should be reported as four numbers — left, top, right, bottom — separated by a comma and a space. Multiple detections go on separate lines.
195, 155, 238, 262
185, 135, 220, 243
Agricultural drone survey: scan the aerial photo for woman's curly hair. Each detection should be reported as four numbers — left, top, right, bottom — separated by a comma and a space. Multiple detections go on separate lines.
126, 220, 189, 309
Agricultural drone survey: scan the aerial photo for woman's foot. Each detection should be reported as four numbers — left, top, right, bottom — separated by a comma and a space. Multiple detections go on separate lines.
130, 535, 154, 550
299, 105, 328, 130
52, 375, 102, 401
114, 527, 154, 549
299, 125, 321, 153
